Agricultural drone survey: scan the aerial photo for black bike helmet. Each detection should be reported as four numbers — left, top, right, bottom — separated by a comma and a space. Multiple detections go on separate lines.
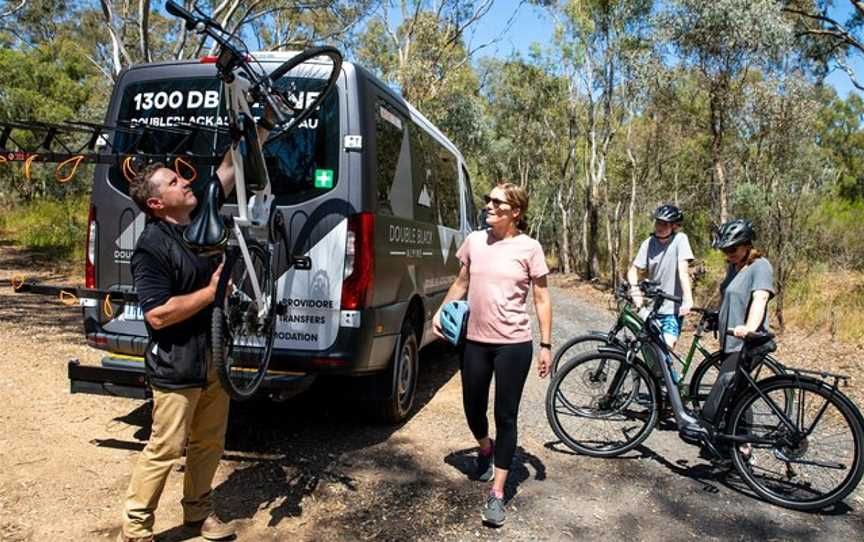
652, 204, 684, 223
712, 219, 755, 249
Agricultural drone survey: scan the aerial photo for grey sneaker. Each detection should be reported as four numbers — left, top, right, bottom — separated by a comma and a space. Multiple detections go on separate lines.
475, 442, 495, 482
481, 494, 506, 526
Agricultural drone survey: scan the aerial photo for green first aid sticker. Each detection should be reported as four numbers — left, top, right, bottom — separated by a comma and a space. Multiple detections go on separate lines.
314, 169, 334, 189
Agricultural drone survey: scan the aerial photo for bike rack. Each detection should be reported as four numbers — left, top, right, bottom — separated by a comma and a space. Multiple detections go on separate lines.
0, 120, 228, 182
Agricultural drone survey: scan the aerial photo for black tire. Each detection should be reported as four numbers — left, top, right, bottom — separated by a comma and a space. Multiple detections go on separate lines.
267, 46, 342, 137
552, 332, 625, 375
729, 376, 864, 511
212, 243, 276, 401
377, 320, 419, 424
546, 351, 658, 457
688, 352, 785, 411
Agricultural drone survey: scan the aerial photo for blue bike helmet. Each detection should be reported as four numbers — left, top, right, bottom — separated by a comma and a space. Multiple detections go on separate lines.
440, 300, 470, 346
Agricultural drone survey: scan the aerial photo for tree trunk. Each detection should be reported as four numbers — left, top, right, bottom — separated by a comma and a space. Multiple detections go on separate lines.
710, 80, 729, 223
556, 189, 572, 274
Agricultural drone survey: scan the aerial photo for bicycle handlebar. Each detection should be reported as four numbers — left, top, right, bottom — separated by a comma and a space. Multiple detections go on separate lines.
638, 280, 682, 304
166, 1, 198, 30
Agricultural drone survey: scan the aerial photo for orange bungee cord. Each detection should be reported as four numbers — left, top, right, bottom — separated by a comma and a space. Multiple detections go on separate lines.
59, 290, 78, 306
55, 155, 85, 184
174, 157, 198, 182
122, 156, 138, 183
103, 294, 115, 319
23, 154, 38, 181
11, 275, 24, 291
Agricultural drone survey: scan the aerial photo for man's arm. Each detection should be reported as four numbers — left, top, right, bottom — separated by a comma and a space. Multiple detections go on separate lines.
144, 263, 223, 330
213, 106, 277, 197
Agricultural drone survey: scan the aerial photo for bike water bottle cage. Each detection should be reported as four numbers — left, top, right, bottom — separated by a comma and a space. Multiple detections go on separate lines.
183, 178, 228, 255
441, 300, 470, 347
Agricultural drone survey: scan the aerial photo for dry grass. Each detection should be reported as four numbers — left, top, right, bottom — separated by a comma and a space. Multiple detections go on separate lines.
784, 270, 864, 347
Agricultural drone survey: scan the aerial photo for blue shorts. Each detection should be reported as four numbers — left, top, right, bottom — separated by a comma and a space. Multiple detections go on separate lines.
657, 314, 683, 338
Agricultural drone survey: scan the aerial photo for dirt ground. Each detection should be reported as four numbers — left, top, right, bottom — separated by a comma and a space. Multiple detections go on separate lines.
1, 244, 863, 541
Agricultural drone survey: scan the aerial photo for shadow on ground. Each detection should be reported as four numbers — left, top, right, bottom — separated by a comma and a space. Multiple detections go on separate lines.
93, 342, 508, 540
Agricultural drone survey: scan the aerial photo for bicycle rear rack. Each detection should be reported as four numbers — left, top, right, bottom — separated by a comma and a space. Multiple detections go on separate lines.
785, 366, 851, 389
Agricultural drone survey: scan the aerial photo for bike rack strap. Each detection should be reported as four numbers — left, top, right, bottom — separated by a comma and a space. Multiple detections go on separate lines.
9, 278, 139, 303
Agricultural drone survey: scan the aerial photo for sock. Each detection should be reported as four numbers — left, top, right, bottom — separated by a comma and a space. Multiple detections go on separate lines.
489, 487, 504, 499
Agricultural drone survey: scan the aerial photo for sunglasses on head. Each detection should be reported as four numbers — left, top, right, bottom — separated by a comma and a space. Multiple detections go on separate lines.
484, 195, 512, 208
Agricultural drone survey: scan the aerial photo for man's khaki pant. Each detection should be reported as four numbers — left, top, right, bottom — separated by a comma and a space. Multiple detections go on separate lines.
122, 363, 230, 538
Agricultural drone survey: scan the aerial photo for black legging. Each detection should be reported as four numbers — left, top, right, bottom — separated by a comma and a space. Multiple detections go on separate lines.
701, 350, 742, 424
461, 340, 533, 470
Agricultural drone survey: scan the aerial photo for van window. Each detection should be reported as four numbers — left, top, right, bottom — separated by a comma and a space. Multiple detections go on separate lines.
108, 73, 340, 206
375, 101, 412, 218
410, 127, 459, 229
436, 147, 460, 229
462, 165, 477, 230
108, 77, 225, 196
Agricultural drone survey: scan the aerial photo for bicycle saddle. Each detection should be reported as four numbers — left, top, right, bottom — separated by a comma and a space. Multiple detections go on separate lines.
741, 331, 776, 357
183, 179, 228, 255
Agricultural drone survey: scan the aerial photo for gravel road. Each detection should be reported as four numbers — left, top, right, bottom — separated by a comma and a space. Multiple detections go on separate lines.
0, 240, 862, 542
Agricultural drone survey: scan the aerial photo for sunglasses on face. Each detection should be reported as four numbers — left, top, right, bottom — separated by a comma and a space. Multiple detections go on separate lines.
484, 195, 512, 209
721, 247, 738, 255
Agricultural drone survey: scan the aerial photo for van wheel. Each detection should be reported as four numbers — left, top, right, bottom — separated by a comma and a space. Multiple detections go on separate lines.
378, 321, 419, 424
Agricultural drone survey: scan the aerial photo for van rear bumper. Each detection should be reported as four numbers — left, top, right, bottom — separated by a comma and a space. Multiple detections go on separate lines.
85, 306, 396, 376
68, 356, 317, 400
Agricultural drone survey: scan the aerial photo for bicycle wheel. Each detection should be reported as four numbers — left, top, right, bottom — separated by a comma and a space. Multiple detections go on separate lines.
267, 46, 342, 137
552, 332, 625, 375
212, 242, 277, 401
546, 351, 658, 457
688, 352, 785, 410
729, 376, 864, 511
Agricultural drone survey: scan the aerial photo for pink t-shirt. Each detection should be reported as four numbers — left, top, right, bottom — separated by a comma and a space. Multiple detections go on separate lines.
456, 230, 549, 344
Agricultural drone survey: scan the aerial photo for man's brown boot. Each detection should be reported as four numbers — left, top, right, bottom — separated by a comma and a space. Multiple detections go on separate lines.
184, 514, 236, 540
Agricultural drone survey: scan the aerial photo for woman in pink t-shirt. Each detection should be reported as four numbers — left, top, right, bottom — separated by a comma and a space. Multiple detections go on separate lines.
433, 182, 553, 527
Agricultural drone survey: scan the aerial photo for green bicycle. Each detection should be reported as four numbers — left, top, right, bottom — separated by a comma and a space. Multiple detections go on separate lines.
552, 283, 786, 410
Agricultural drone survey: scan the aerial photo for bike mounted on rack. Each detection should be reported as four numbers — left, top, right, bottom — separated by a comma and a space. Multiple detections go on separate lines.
7, 0, 344, 401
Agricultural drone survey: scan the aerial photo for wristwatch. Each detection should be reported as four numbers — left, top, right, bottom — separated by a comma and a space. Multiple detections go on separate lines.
540, 342, 552, 350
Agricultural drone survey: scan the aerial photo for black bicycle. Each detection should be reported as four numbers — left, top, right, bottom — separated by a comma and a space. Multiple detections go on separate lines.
546, 281, 864, 511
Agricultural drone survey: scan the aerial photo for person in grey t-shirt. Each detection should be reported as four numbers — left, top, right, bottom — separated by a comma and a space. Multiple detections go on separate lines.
628, 204, 694, 349
701, 219, 775, 424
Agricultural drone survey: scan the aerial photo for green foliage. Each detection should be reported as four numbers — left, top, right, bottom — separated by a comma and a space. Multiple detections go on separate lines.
0, 37, 104, 203
811, 196, 864, 269
0, 194, 90, 262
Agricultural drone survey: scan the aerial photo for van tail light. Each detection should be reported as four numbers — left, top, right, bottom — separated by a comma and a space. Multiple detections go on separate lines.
341, 213, 374, 310
85, 205, 97, 289
199, 56, 218, 63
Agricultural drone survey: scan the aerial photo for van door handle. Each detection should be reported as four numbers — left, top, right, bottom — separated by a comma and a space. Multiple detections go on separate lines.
291, 255, 311, 270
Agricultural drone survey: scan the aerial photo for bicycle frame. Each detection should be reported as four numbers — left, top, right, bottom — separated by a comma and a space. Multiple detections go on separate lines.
221, 72, 273, 319
611, 292, 715, 385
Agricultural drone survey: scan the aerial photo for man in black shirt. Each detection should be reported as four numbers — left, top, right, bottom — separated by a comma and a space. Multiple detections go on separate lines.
118, 113, 274, 542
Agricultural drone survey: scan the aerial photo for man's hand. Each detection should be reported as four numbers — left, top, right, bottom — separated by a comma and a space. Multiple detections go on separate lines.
208, 263, 224, 301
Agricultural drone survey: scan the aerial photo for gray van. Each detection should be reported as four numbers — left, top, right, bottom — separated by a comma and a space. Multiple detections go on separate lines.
76, 52, 477, 422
